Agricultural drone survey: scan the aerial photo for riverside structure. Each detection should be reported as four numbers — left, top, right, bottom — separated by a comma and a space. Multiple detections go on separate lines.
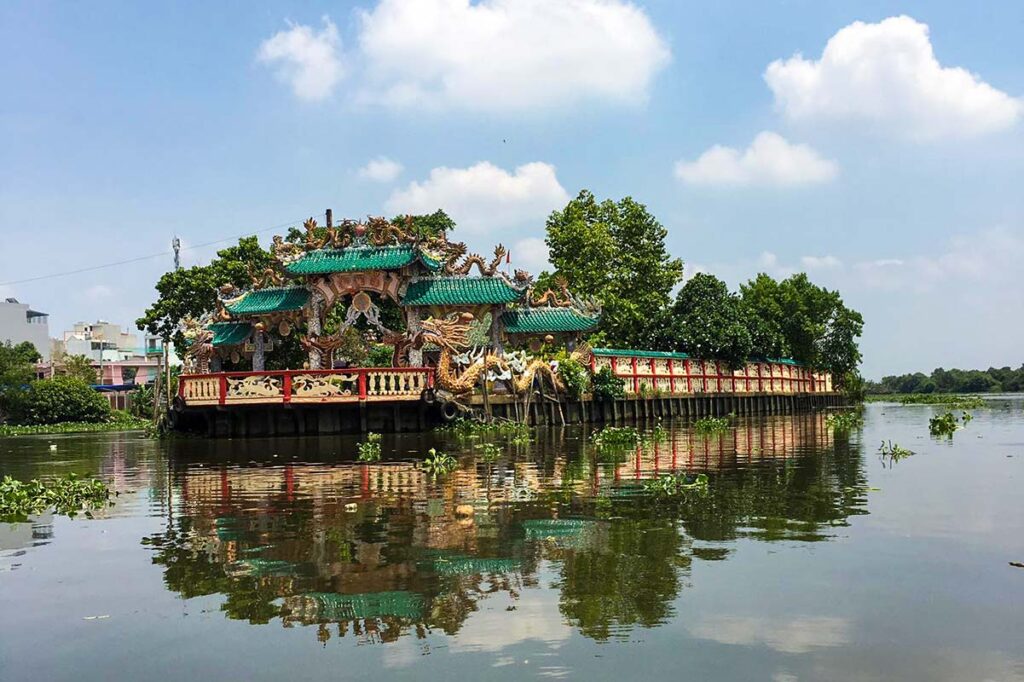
173, 212, 841, 436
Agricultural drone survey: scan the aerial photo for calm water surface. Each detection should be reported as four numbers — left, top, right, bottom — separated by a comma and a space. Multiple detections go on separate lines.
1, 401, 1022, 681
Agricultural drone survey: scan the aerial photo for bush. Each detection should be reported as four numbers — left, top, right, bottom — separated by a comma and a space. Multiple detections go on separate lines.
591, 367, 625, 402
556, 354, 590, 399
13, 377, 111, 425
367, 344, 394, 368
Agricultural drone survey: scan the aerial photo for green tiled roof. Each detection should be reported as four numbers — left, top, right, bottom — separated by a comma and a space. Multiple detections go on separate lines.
285, 245, 438, 275
402, 277, 523, 306
594, 347, 805, 366
299, 592, 425, 620
592, 348, 691, 360
208, 322, 253, 347
501, 307, 599, 334
224, 286, 309, 315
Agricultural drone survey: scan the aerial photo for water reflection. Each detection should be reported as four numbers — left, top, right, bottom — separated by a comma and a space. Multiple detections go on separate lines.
140, 413, 867, 644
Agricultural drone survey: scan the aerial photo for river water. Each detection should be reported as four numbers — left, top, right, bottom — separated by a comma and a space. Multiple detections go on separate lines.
1, 401, 1022, 681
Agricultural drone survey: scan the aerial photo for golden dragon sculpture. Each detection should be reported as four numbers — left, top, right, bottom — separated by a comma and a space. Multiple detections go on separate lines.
419, 314, 574, 397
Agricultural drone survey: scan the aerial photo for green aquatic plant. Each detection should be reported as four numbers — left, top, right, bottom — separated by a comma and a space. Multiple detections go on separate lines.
693, 416, 730, 434
643, 472, 710, 497
928, 411, 966, 437
0, 412, 149, 437
647, 419, 668, 442
421, 448, 458, 475
475, 442, 501, 462
0, 473, 112, 520
357, 432, 382, 462
440, 418, 530, 440
878, 440, 914, 460
825, 411, 863, 431
868, 393, 987, 409
592, 426, 642, 449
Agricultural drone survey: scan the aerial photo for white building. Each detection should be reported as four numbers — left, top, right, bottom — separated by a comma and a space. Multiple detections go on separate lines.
0, 298, 50, 361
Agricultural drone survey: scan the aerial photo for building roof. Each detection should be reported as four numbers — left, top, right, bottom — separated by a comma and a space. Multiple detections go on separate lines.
284, 245, 440, 276
223, 286, 310, 316
592, 348, 691, 360
402, 277, 523, 306
501, 307, 599, 334
208, 321, 253, 346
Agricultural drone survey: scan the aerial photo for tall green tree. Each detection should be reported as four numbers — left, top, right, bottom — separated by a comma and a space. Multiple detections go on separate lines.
137, 236, 276, 355
545, 190, 683, 349
740, 273, 863, 383
667, 273, 752, 369
0, 341, 41, 421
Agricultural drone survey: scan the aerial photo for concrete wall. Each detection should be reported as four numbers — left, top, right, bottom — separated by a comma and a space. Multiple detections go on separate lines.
0, 299, 50, 361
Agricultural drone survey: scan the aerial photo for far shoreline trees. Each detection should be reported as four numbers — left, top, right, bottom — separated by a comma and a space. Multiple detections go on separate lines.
867, 366, 1024, 394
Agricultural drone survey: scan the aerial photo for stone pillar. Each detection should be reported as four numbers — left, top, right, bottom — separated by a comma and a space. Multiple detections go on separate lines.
210, 356, 223, 373
405, 308, 423, 367
253, 331, 266, 371
307, 292, 323, 369
489, 306, 505, 356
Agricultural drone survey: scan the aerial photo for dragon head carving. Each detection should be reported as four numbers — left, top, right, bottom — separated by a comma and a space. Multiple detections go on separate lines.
419, 313, 474, 351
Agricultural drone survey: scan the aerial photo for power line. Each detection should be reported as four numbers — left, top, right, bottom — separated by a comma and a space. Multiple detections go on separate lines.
0, 215, 313, 287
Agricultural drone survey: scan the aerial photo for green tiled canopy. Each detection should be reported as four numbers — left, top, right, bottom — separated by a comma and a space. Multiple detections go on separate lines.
501, 308, 599, 334
284, 245, 439, 275
402, 277, 523, 306
299, 592, 425, 620
208, 322, 253, 347
223, 286, 309, 315
592, 348, 690, 360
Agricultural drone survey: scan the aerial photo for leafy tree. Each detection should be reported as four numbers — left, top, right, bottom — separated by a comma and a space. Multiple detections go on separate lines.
545, 190, 683, 349
737, 274, 788, 358
666, 273, 752, 369
740, 273, 863, 383
137, 236, 276, 356
60, 354, 98, 385
13, 377, 111, 425
0, 341, 40, 421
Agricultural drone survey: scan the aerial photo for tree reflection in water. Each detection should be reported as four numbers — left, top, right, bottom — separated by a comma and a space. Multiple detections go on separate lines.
141, 413, 866, 645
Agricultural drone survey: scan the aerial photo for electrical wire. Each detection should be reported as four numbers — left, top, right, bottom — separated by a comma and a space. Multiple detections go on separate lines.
0, 215, 313, 287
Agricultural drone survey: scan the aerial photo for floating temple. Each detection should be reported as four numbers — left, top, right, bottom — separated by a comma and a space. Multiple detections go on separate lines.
173, 213, 842, 436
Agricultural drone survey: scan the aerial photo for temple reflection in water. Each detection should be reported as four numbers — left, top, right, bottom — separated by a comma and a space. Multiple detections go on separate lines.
143, 414, 867, 644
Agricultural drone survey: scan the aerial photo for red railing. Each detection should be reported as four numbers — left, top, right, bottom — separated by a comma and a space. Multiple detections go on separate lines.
590, 354, 832, 395
179, 367, 434, 407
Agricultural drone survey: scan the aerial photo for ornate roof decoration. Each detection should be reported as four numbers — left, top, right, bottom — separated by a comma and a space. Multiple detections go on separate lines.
501, 308, 599, 334
527, 274, 601, 316
592, 348, 690, 360
402, 276, 525, 306
283, 245, 441, 276
222, 286, 310, 316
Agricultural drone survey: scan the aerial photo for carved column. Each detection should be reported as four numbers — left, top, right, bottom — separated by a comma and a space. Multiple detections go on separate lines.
405, 307, 423, 367
307, 291, 324, 369
253, 331, 266, 371
489, 305, 505, 357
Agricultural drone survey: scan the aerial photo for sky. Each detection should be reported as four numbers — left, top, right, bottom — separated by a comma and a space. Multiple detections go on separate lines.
1, 0, 1022, 379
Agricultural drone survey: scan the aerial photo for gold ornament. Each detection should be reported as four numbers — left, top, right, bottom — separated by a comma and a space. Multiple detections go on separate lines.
278, 320, 291, 336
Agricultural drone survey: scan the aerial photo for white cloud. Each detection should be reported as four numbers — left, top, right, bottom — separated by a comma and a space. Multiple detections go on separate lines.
257, 17, 344, 101
355, 0, 670, 111
357, 156, 404, 182
384, 161, 569, 233
765, 15, 1023, 140
801, 255, 842, 270
511, 237, 550, 274
690, 615, 851, 654
674, 132, 838, 187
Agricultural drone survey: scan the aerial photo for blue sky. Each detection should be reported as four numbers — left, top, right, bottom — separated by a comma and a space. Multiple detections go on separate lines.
2, 1, 1022, 378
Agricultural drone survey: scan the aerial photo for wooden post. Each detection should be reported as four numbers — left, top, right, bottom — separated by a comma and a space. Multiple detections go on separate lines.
326, 208, 333, 228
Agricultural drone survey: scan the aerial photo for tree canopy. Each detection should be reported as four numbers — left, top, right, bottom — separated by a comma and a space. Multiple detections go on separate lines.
664, 273, 752, 369
542, 190, 863, 383
545, 190, 683, 349
868, 365, 1024, 394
